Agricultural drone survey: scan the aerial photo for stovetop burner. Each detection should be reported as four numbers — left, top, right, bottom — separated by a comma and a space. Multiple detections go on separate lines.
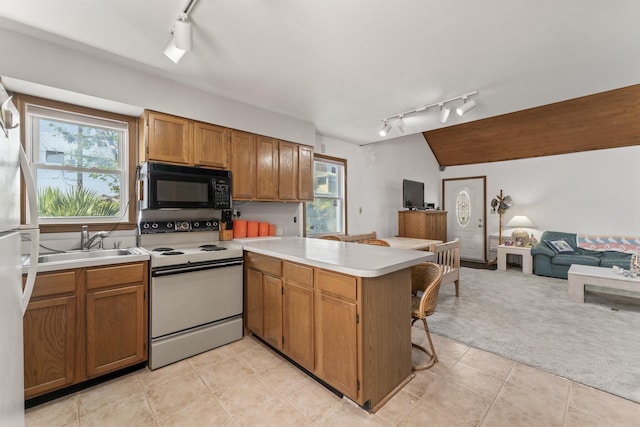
162, 251, 185, 255
153, 247, 174, 252
199, 244, 227, 252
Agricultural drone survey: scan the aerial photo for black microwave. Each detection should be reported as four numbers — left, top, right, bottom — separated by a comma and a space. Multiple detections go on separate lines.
138, 162, 232, 210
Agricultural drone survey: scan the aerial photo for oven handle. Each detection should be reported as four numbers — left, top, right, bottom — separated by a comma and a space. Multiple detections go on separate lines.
152, 258, 244, 277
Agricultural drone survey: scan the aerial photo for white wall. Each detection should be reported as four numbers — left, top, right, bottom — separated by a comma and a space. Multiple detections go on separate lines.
316, 133, 441, 238
441, 146, 640, 238
0, 28, 316, 146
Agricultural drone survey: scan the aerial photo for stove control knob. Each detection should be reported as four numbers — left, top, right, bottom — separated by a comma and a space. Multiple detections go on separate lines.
142, 222, 150, 229
193, 221, 200, 228
167, 222, 173, 229
151, 222, 158, 229
205, 221, 212, 227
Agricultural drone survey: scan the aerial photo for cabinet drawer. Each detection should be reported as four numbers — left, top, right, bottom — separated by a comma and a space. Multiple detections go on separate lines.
317, 270, 356, 300
284, 262, 313, 288
86, 262, 145, 290
25, 270, 76, 299
246, 252, 282, 277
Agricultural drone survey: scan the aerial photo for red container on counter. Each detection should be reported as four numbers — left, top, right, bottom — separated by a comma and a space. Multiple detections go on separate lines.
269, 224, 276, 236
247, 221, 259, 237
233, 219, 247, 238
259, 222, 270, 236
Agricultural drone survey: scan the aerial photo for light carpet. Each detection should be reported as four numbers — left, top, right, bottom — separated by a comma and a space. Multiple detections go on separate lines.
429, 267, 640, 403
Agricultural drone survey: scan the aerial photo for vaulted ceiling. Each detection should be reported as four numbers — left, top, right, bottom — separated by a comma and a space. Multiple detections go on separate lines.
2, 1, 640, 146
423, 84, 640, 167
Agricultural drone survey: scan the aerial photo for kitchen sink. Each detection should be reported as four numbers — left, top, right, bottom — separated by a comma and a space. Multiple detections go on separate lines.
33, 248, 140, 264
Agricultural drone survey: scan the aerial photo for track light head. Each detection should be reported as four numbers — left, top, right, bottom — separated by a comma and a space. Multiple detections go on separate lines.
379, 121, 392, 137
438, 104, 450, 124
173, 16, 192, 51
164, 39, 187, 63
456, 98, 476, 116
394, 116, 406, 133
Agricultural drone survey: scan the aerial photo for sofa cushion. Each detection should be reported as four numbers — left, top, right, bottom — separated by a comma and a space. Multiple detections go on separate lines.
599, 251, 632, 268
544, 239, 577, 255
551, 254, 600, 266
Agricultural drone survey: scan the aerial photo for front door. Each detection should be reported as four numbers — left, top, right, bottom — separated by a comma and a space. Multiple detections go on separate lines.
443, 177, 486, 261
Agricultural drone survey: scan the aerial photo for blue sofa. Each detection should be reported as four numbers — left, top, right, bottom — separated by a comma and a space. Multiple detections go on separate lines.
530, 231, 633, 279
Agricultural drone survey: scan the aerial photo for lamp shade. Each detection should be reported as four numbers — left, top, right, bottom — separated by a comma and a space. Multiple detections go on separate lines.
506, 215, 536, 228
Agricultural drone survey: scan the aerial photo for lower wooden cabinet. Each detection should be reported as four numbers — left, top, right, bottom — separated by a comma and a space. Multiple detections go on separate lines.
283, 262, 315, 371
244, 252, 412, 411
23, 261, 148, 399
315, 289, 358, 398
23, 270, 77, 398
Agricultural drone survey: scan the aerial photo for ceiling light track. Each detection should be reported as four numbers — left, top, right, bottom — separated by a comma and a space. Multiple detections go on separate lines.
379, 90, 478, 136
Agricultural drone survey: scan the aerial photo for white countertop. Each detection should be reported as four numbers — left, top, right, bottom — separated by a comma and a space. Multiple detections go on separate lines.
241, 237, 433, 277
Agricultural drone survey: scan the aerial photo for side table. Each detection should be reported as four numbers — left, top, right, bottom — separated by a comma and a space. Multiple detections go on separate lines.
497, 245, 533, 274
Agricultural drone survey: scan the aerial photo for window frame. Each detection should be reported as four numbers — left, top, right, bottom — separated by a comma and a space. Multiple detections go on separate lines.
15, 94, 138, 233
304, 154, 348, 237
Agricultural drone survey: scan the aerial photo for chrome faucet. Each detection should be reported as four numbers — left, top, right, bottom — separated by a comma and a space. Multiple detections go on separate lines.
80, 225, 109, 250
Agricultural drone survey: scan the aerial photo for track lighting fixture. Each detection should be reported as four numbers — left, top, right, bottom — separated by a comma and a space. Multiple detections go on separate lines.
164, 0, 200, 63
438, 104, 450, 124
378, 90, 478, 136
379, 121, 392, 137
456, 97, 476, 116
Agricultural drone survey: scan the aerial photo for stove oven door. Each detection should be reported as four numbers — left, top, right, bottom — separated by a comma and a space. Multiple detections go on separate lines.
151, 259, 243, 337
149, 258, 243, 368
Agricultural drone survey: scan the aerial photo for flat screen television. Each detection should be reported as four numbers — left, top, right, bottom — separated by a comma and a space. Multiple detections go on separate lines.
402, 179, 424, 210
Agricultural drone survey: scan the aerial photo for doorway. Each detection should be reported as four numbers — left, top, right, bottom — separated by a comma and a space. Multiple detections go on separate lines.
443, 177, 486, 261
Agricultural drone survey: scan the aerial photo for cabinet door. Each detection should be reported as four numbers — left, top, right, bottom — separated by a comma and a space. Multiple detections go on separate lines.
284, 282, 314, 371
256, 136, 279, 200
262, 274, 283, 350
24, 295, 76, 398
315, 292, 358, 399
85, 284, 146, 378
147, 111, 192, 165
298, 145, 314, 201
245, 268, 264, 336
278, 141, 298, 201
194, 122, 230, 169
283, 261, 315, 370
230, 130, 256, 200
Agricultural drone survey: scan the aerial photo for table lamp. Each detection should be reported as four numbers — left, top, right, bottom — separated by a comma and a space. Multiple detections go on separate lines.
506, 215, 536, 246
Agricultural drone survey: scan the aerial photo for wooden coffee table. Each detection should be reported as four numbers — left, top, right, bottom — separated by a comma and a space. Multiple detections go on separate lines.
567, 264, 640, 303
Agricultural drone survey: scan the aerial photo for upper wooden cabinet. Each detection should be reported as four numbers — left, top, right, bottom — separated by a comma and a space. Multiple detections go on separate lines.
298, 145, 314, 201
141, 110, 314, 201
140, 111, 230, 169
278, 140, 298, 201
230, 130, 256, 199
256, 136, 279, 200
193, 122, 230, 169
231, 134, 314, 202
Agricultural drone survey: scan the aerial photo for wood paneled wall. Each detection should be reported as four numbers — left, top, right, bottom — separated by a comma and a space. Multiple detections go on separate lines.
423, 84, 640, 167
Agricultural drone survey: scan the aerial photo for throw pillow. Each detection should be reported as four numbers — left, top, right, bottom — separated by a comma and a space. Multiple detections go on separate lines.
544, 239, 577, 255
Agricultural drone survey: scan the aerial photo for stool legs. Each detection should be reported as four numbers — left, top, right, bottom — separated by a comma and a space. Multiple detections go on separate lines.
411, 317, 438, 370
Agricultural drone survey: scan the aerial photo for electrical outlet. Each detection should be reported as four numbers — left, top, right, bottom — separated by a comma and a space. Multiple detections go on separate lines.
293, 216, 297, 223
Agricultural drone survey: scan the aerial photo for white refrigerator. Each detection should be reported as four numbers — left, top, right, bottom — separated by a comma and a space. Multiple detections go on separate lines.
0, 81, 40, 426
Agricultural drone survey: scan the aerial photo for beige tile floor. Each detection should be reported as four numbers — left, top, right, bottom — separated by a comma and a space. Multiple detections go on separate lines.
25, 331, 640, 427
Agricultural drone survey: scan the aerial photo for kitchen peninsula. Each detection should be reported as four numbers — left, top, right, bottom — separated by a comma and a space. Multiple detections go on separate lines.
242, 237, 432, 412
